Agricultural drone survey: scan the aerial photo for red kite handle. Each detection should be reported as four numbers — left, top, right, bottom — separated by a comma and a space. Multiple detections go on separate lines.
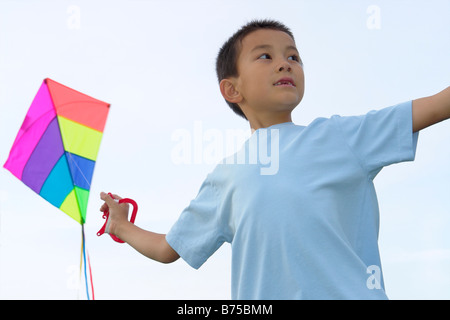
97, 193, 138, 243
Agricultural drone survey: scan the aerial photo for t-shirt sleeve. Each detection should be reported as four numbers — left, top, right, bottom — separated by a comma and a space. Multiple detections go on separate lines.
166, 175, 230, 269
332, 100, 419, 178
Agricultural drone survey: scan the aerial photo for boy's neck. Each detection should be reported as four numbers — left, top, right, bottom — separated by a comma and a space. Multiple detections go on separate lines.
247, 111, 293, 131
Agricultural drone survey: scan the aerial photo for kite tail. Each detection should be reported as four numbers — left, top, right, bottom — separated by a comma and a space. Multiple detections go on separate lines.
80, 225, 95, 300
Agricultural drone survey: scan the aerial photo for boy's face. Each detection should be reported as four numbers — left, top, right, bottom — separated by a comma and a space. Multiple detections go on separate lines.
233, 29, 305, 119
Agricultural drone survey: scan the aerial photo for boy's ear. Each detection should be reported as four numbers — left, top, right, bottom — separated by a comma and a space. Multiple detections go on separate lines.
219, 78, 243, 104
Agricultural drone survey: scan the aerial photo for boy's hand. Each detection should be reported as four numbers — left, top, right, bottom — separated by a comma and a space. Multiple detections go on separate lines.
99, 192, 130, 236
99, 192, 179, 263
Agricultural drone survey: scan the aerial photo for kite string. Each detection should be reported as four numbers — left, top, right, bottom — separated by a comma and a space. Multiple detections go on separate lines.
81, 225, 89, 300
87, 247, 95, 300
81, 225, 95, 300
78, 231, 83, 300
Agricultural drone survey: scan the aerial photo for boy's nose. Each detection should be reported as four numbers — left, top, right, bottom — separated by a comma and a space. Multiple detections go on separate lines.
278, 63, 292, 72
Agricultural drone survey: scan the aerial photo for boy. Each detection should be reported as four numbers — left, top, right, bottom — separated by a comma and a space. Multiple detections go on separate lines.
100, 20, 450, 299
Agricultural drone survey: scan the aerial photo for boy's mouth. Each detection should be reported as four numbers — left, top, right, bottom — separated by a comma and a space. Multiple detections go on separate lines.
273, 77, 296, 87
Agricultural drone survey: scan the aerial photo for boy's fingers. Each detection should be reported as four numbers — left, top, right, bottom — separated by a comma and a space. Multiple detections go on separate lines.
99, 202, 109, 212
100, 191, 110, 202
100, 192, 122, 208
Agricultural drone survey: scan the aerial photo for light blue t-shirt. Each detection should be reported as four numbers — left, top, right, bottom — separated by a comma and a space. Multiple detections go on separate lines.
166, 101, 419, 299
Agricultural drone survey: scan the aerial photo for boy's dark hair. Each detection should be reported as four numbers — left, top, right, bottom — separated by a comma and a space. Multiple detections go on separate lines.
216, 19, 295, 120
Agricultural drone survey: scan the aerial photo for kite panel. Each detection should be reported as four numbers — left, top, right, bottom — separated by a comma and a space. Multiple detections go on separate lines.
46, 78, 109, 132
21, 117, 64, 193
4, 81, 56, 179
66, 152, 95, 190
57, 116, 103, 161
39, 154, 74, 208
74, 186, 89, 223
60, 188, 83, 224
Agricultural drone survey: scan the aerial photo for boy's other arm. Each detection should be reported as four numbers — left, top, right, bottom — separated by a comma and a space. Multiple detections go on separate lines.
412, 86, 450, 132
100, 192, 180, 264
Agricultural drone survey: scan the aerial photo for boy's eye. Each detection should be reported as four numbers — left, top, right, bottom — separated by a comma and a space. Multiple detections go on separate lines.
288, 55, 300, 62
258, 53, 272, 60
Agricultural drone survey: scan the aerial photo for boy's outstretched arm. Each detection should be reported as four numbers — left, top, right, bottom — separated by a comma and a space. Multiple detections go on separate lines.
412, 86, 450, 132
99, 192, 180, 264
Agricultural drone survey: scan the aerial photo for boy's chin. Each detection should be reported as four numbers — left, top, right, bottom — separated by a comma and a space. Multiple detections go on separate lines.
277, 99, 301, 111
274, 94, 303, 109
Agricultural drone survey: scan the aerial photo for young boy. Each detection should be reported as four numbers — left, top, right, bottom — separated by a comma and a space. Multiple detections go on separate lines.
100, 20, 450, 299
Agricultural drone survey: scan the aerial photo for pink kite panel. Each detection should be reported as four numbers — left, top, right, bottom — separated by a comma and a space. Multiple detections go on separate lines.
3, 81, 56, 179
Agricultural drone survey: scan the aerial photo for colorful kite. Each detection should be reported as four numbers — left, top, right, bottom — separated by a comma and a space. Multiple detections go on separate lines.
3, 78, 110, 299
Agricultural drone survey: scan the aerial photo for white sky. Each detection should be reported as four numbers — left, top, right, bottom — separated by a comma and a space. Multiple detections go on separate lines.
0, 0, 449, 299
